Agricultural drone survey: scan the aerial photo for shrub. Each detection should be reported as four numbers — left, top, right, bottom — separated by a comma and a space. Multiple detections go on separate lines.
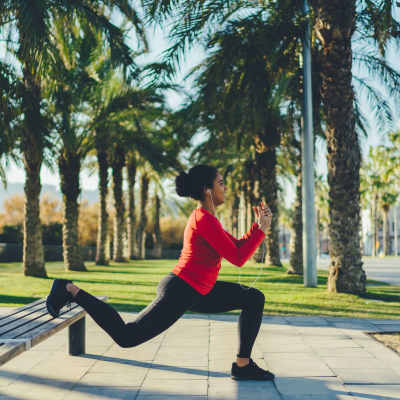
160, 217, 186, 249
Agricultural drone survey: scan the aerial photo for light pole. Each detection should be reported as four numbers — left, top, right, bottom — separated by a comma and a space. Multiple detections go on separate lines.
302, 0, 317, 287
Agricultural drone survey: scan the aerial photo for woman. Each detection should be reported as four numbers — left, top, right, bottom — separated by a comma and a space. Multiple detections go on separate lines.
46, 164, 274, 381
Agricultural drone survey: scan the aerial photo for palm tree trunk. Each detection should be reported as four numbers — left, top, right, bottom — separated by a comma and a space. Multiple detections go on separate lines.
112, 145, 126, 262
373, 193, 378, 256
395, 205, 399, 256
256, 146, 282, 267
317, 209, 321, 258
96, 144, 109, 265
231, 194, 240, 237
287, 159, 303, 274
126, 154, 138, 259
153, 194, 162, 258
383, 207, 390, 256
313, 0, 366, 293
137, 173, 149, 259
59, 150, 86, 271
22, 66, 46, 277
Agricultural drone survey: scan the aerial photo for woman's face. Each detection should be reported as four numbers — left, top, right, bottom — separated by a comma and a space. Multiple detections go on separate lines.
211, 172, 226, 206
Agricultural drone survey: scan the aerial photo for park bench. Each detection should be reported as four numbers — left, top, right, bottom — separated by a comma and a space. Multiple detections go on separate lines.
0, 296, 105, 366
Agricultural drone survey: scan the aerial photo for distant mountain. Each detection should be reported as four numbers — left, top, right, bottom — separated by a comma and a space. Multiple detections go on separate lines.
0, 182, 99, 211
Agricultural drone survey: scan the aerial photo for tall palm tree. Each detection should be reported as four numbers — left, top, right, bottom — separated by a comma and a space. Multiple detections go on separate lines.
361, 145, 399, 256
0, 1, 142, 277
110, 141, 127, 262
50, 18, 96, 271
126, 151, 138, 259
137, 171, 150, 259
84, 82, 153, 265
147, 0, 400, 294
0, 62, 21, 187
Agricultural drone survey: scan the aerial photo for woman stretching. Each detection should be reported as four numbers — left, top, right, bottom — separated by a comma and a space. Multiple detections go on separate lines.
46, 164, 274, 381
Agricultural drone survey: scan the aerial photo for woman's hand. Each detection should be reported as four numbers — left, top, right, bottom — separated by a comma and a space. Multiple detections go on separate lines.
253, 201, 272, 234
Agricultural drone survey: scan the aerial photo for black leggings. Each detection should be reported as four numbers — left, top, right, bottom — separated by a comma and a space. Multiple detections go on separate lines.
75, 273, 265, 358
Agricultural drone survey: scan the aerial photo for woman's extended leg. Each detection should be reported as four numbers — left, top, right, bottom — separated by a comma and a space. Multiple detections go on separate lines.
69, 273, 201, 348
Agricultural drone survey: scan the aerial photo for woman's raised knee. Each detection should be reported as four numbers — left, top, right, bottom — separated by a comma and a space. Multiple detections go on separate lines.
246, 288, 265, 308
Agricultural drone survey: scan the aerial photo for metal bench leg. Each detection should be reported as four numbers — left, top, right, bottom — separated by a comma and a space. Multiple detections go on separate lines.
69, 317, 85, 356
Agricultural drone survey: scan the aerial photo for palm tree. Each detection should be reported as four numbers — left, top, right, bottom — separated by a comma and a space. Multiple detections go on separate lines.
126, 151, 138, 259
148, 0, 400, 293
84, 81, 152, 265
314, 174, 330, 258
137, 171, 150, 259
0, 62, 21, 187
50, 19, 96, 271
110, 141, 127, 262
1, 1, 143, 276
361, 145, 399, 257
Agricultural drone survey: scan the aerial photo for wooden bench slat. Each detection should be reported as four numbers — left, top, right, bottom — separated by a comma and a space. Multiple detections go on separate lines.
0, 342, 27, 365
26, 308, 86, 348
0, 299, 45, 323
0, 303, 81, 340
0, 309, 49, 337
0, 304, 48, 332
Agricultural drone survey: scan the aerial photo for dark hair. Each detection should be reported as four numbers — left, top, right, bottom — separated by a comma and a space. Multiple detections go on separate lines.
175, 165, 218, 200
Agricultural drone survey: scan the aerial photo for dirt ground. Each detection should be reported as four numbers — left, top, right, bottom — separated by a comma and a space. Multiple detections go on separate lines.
371, 333, 400, 354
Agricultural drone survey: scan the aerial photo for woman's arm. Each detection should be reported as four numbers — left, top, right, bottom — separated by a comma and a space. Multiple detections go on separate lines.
223, 223, 262, 248
196, 214, 265, 267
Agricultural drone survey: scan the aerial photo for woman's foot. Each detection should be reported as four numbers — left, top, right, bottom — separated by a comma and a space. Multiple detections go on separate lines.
46, 279, 73, 318
231, 359, 275, 381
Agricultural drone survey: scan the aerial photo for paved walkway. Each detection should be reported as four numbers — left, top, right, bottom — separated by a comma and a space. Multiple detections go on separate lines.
1, 311, 400, 399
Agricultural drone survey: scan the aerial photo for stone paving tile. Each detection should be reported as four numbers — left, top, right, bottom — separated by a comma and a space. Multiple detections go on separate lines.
261, 343, 315, 353
79, 369, 147, 386
274, 377, 347, 395
63, 385, 140, 400
145, 366, 209, 380
137, 396, 207, 400
208, 378, 280, 400
0, 384, 71, 400
139, 379, 208, 397
312, 347, 376, 357
281, 395, 351, 400
332, 367, 400, 384
322, 356, 391, 369
263, 354, 335, 377
344, 384, 400, 399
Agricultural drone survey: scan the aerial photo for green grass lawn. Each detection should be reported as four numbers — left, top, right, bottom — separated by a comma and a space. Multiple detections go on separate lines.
1, 259, 400, 319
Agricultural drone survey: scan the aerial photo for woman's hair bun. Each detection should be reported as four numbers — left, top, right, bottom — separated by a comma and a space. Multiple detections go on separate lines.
175, 171, 191, 197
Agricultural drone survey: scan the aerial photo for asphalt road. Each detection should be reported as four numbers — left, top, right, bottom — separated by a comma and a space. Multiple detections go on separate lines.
317, 256, 400, 286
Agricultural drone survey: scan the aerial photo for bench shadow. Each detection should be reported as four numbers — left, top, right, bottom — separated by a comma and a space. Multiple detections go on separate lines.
81, 353, 229, 378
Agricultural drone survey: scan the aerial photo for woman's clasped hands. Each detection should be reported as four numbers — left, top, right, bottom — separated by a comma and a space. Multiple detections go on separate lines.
253, 201, 272, 234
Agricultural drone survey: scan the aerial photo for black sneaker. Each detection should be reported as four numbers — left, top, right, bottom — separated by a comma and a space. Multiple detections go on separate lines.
46, 279, 73, 318
231, 359, 275, 381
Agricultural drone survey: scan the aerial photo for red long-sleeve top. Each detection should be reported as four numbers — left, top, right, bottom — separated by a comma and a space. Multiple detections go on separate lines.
171, 207, 266, 294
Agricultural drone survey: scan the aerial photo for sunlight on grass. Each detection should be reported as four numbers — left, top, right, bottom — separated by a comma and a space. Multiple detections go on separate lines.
1, 259, 399, 319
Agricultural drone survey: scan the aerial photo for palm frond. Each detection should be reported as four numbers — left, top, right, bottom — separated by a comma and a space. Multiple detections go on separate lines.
354, 51, 400, 108
353, 75, 394, 132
